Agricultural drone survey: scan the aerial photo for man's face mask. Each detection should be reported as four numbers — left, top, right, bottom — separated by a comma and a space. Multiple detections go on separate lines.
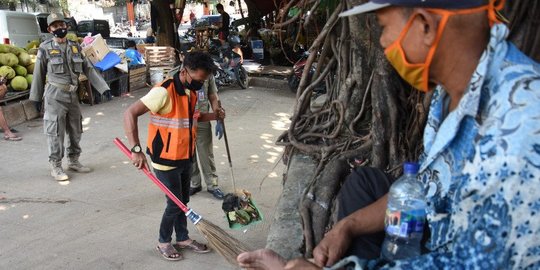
383, 0, 505, 92
183, 69, 204, 90
52, 28, 68, 39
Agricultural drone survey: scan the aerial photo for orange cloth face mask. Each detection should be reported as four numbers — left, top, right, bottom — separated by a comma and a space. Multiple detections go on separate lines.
383, 0, 506, 92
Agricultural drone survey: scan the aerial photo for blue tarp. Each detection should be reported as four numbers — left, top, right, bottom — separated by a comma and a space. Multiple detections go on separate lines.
94, 52, 121, 71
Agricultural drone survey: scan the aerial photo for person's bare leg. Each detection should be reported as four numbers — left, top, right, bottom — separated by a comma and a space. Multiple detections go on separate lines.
0, 108, 19, 139
237, 249, 287, 270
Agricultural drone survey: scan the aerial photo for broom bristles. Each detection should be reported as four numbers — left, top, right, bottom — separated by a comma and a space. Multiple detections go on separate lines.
195, 219, 251, 266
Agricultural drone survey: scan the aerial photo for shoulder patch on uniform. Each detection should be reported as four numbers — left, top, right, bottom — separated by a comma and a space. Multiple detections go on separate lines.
71, 46, 79, 54
39, 39, 52, 47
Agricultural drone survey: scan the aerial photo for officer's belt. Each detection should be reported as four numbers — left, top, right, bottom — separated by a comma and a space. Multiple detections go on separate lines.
48, 82, 78, 93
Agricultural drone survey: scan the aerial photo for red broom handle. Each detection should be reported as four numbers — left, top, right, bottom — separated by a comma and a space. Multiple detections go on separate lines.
113, 138, 190, 213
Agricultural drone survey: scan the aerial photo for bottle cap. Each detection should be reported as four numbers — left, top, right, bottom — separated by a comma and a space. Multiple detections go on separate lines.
403, 162, 419, 174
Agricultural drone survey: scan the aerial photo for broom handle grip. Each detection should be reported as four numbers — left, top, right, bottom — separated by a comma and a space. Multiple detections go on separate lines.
113, 138, 190, 213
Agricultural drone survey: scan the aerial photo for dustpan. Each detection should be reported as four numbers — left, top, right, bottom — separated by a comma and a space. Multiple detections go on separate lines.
222, 189, 264, 230
217, 109, 262, 229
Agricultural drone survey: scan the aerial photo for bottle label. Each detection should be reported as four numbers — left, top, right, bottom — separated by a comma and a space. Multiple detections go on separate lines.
385, 209, 425, 238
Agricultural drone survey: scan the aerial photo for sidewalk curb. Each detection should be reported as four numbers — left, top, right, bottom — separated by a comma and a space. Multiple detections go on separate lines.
4, 100, 40, 127
265, 153, 316, 260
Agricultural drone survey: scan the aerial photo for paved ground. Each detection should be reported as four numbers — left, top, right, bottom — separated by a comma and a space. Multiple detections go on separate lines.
0, 83, 295, 270
244, 61, 293, 77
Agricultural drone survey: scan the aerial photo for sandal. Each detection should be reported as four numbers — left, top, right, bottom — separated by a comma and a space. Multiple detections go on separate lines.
4, 135, 22, 141
174, 240, 211, 254
156, 243, 184, 261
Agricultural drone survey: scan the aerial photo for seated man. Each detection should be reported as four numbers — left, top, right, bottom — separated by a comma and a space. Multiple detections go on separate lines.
238, 0, 540, 269
0, 77, 22, 141
125, 40, 145, 67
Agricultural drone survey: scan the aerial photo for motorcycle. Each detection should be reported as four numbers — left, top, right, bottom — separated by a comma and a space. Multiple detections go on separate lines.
176, 26, 248, 89
178, 29, 196, 53
209, 34, 249, 89
287, 51, 326, 96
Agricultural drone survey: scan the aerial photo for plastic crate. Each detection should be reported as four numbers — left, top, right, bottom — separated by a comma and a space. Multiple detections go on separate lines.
109, 74, 129, 97
100, 68, 120, 81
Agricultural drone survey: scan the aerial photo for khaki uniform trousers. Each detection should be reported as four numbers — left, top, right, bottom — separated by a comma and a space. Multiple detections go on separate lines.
43, 84, 82, 162
191, 122, 219, 190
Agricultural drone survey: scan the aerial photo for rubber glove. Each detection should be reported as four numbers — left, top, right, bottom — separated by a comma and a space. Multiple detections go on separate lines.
215, 121, 224, 140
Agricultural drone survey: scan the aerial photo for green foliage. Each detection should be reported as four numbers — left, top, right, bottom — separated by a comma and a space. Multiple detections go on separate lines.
0, 0, 16, 5
58, 0, 68, 12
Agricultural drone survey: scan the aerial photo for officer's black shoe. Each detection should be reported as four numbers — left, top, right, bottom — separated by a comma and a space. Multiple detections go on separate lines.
208, 188, 225, 200
189, 186, 202, 196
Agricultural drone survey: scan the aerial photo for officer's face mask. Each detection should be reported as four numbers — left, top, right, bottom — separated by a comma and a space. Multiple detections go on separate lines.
384, 0, 505, 92
183, 69, 204, 90
52, 28, 68, 39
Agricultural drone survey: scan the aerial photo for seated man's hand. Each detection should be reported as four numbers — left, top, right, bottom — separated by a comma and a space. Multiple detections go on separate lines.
313, 224, 352, 267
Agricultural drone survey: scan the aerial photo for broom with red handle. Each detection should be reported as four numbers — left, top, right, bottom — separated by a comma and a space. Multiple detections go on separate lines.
113, 137, 250, 265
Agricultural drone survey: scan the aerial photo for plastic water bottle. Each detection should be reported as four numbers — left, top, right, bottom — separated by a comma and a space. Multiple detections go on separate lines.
381, 162, 426, 261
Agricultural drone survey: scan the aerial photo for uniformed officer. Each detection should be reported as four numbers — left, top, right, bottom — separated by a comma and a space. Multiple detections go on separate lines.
189, 75, 225, 199
29, 13, 109, 181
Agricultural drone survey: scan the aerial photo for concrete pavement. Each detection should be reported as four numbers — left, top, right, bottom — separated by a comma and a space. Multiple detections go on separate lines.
0, 83, 295, 270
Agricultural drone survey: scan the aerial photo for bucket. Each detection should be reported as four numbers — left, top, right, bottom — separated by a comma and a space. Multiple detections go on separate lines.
149, 67, 164, 85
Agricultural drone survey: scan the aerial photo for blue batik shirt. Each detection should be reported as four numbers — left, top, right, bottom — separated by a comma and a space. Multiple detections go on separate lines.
332, 23, 540, 270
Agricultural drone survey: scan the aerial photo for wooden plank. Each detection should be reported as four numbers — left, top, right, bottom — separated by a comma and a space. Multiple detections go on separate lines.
144, 46, 176, 66
0, 91, 29, 105
130, 67, 146, 76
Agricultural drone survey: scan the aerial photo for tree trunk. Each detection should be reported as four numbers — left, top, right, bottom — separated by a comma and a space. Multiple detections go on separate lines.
504, 0, 540, 62
151, 0, 177, 49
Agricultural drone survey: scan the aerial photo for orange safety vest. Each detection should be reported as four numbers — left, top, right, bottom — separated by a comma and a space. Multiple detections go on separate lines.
146, 75, 199, 167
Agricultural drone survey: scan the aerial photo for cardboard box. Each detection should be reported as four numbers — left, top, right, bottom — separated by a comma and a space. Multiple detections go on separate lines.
82, 34, 110, 65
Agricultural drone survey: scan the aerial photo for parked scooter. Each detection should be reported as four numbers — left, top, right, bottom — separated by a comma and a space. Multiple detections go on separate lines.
178, 29, 196, 53
177, 26, 248, 89
287, 51, 326, 96
210, 34, 248, 89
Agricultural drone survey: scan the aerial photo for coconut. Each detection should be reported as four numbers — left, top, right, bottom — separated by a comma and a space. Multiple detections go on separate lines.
25, 40, 40, 51
0, 53, 19, 67
10, 76, 28, 91
0, 66, 16, 79
66, 33, 78, 42
0, 44, 9, 53
14, 65, 27, 76
18, 52, 31, 66
25, 74, 33, 85
26, 63, 35, 74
